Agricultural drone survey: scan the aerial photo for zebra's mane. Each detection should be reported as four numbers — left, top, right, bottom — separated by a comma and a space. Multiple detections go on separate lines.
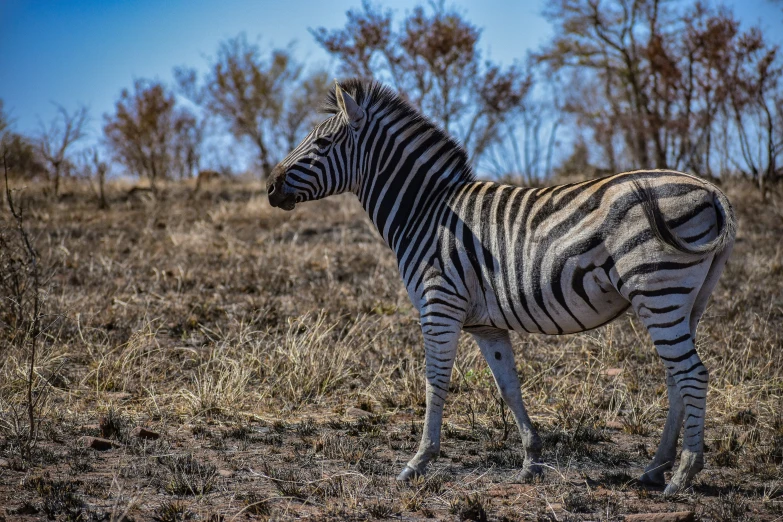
323, 78, 475, 182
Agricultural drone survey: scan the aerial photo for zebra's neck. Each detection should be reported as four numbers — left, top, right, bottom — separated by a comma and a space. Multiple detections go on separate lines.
353, 111, 473, 260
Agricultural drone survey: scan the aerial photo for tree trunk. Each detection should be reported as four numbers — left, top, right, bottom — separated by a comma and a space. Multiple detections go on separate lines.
150, 163, 159, 196
98, 170, 108, 210
53, 163, 61, 198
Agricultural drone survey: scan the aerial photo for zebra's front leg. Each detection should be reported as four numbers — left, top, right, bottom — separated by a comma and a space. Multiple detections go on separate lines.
471, 327, 542, 480
396, 317, 461, 481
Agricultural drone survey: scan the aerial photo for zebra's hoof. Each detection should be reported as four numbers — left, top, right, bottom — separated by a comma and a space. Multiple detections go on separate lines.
396, 466, 421, 482
663, 449, 702, 496
663, 480, 686, 497
518, 461, 543, 482
639, 470, 666, 487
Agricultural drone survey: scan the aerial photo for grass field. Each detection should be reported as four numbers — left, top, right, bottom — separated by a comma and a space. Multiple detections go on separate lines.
0, 177, 781, 521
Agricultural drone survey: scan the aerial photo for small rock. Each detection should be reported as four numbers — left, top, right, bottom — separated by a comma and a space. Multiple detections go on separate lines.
130, 426, 160, 440
603, 367, 623, 377
0, 458, 8, 468
605, 420, 625, 430
218, 469, 234, 478
6, 503, 39, 515
345, 407, 372, 418
79, 436, 120, 451
625, 512, 695, 522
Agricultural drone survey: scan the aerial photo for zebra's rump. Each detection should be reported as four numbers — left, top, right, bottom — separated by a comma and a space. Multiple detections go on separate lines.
448, 170, 734, 336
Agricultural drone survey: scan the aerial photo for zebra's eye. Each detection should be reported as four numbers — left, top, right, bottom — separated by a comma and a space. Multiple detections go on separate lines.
313, 137, 331, 150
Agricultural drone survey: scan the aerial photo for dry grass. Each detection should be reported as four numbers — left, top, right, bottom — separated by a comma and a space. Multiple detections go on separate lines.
0, 177, 781, 520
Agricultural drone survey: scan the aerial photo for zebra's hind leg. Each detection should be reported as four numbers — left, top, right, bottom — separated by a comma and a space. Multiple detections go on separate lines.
651, 246, 731, 493
664, 352, 708, 497
639, 369, 684, 486
470, 327, 542, 480
396, 315, 462, 482
639, 313, 708, 496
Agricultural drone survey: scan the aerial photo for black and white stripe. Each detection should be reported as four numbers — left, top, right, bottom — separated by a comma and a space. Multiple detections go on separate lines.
267, 79, 737, 496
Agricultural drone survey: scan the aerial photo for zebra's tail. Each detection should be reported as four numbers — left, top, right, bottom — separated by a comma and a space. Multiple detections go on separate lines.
632, 179, 737, 257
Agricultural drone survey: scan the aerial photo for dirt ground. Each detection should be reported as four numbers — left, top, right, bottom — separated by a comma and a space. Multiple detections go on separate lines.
0, 177, 781, 521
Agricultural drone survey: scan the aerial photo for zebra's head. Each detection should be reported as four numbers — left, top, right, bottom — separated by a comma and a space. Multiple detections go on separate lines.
267, 80, 365, 211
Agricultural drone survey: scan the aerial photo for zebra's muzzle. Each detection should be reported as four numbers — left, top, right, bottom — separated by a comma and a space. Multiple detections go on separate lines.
269, 190, 296, 211
267, 172, 297, 211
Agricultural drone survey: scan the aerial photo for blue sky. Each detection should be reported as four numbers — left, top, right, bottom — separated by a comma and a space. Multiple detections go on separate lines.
1, 0, 781, 145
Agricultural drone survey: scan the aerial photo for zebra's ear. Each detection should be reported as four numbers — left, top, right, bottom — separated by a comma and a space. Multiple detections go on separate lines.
334, 80, 365, 128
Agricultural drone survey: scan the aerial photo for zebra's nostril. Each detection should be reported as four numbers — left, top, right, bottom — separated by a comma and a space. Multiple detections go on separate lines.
268, 185, 276, 196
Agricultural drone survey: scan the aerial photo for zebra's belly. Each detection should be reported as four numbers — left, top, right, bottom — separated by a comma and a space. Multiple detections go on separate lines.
533, 287, 630, 335
484, 263, 629, 335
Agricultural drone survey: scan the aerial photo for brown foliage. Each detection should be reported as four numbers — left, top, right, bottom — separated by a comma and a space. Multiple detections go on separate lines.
0, 101, 46, 181
103, 80, 203, 189
1, 133, 45, 181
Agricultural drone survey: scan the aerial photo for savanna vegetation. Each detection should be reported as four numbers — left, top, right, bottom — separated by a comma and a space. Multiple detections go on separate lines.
1, 0, 782, 520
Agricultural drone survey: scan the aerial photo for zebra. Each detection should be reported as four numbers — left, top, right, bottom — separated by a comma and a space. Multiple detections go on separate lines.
267, 78, 736, 495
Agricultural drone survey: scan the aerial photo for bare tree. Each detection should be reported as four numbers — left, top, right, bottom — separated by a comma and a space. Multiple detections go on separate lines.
36, 104, 89, 196
484, 69, 564, 184
725, 27, 782, 196
171, 108, 206, 180
312, 1, 531, 164
536, 0, 782, 189
175, 34, 315, 178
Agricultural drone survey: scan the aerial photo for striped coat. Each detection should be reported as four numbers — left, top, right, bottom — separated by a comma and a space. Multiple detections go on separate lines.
267, 79, 736, 495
